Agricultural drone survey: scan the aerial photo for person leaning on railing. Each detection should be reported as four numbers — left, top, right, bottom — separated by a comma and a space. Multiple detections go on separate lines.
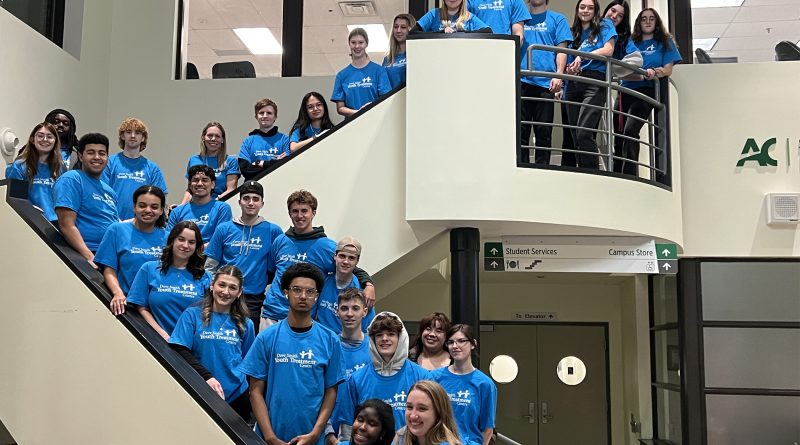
613, 8, 681, 176
416, 0, 492, 33
563, 0, 617, 170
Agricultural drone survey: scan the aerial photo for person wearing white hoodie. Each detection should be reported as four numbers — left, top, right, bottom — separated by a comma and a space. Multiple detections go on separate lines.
337, 312, 430, 441
205, 180, 282, 332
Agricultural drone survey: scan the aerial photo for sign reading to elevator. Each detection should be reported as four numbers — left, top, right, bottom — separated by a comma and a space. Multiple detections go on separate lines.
483, 237, 678, 274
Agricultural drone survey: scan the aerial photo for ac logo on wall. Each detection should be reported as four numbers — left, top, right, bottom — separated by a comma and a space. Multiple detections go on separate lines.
736, 137, 798, 168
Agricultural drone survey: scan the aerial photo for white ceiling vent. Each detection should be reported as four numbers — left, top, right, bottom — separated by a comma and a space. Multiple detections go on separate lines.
338, 1, 377, 17
766, 193, 800, 225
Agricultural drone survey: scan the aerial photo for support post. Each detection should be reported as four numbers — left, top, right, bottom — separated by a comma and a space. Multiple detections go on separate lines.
450, 228, 480, 347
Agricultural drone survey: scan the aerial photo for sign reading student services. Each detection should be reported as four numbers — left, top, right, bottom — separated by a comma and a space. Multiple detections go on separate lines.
484, 236, 678, 274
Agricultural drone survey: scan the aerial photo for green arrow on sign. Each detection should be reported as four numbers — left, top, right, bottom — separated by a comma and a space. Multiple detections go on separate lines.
655, 243, 677, 260
484, 242, 503, 258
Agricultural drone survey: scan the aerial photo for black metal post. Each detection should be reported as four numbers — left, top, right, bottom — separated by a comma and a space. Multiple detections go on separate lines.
281, 0, 303, 77
450, 228, 480, 347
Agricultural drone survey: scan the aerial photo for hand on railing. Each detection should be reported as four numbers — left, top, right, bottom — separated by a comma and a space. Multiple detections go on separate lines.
566, 56, 582, 75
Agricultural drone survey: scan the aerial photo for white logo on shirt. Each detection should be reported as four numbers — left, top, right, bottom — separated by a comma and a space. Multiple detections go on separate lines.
347, 77, 374, 89
275, 350, 318, 368
31, 177, 55, 186
384, 391, 408, 411
449, 388, 473, 407
116, 170, 146, 183
156, 284, 200, 298
525, 22, 548, 32
199, 326, 240, 345
92, 192, 116, 208
130, 246, 163, 256
478, 0, 504, 10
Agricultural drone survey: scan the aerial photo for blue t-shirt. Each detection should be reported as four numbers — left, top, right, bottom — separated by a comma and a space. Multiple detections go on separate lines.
289, 126, 325, 144
169, 306, 255, 403
102, 153, 168, 220
94, 222, 166, 294
337, 360, 430, 429
238, 320, 345, 444
331, 62, 392, 112
417, 9, 491, 32
60, 146, 73, 170
261, 233, 337, 320
621, 37, 682, 90
520, 11, 572, 88
331, 338, 371, 432
53, 170, 119, 251
468, 0, 531, 34
5, 160, 62, 221
382, 53, 407, 89
205, 219, 283, 295
239, 130, 291, 163
127, 261, 211, 333
431, 367, 498, 445
569, 19, 617, 73
612, 36, 639, 60
313, 274, 375, 334
185, 154, 240, 198
167, 199, 232, 244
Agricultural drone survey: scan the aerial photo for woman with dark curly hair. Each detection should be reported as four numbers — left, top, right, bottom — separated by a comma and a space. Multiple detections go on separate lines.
409, 312, 452, 370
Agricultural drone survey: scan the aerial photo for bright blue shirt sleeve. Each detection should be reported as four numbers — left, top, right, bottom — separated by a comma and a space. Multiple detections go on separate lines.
468, 0, 531, 34
331, 71, 346, 102
54, 170, 119, 251
239, 138, 254, 163
95, 223, 166, 294
376, 65, 391, 95
417, 9, 440, 32
572, 19, 617, 72
127, 263, 211, 333
7, 161, 59, 221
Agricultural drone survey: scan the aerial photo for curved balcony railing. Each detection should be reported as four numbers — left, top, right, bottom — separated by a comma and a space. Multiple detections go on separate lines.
520, 44, 674, 188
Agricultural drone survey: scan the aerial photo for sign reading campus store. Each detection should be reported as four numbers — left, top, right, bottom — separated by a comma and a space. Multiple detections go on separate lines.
484, 236, 677, 274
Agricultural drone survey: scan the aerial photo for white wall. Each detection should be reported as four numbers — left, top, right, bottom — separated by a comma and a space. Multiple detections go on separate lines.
406, 37, 684, 246
673, 62, 800, 257
0, 193, 238, 444
0, 2, 112, 159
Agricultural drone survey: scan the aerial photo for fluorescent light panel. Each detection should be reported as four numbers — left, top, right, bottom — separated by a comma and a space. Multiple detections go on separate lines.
691, 0, 744, 8
233, 28, 282, 55
693, 38, 719, 51
347, 24, 389, 53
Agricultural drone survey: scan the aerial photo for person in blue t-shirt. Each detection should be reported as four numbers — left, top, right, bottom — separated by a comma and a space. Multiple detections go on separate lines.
563, 0, 617, 169
337, 312, 429, 441
614, 8, 681, 176
519, 0, 572, 165
603, 1, 631, 60
289, 92, 335, 154
468, 0, 531, 38
102, 118, 168, 220
169, 265, 255, 419
314, 237, 376, 333
205, 180, 282, 333
180, 122, 240, 203
323, 288, 374, 444
96, 185, 167, 316
431, 325, 497, 445
417, 0, 492, 33
44, 109, 79, 170
54, 133, 119, 268
332, 28, 392, 118
167, 165, 232, 244
260, 190, 376, 330
238, 98, 291, 180
401, 380, 462, 445
239, 263, 345, 445
5, 122, 64, 222
128, 220, 211, 339
382, 14, 416, 89
338, 399, 395, 445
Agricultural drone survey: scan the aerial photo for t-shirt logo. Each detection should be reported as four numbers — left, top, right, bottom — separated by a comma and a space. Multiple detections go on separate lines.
347, 77, 374, 89
93, 192, 117, 208
182, 283, 195, 292
117, 170, 146, 183
275, 349, 318, 368
450, 389, 473, 407
646, 44, 656, 52
251, 236, 261, 244
130, 246, 162, 256
478, 0, 504, 10
198, 214, 210, 225
299, 349, 314, 359
32, 177, 55, 186
223, 328, 237, 337
297, 252, 308, 261
393, 391, 407, 402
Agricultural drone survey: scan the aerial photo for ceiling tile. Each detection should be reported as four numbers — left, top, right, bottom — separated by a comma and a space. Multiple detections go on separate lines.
713, 34, 788, 50
209, 0, 266, 28
194, 29, 248, 51
693, 23, 730, 37
304, 0, 346, 27
743, 0, 800, 6
250, 0, 284, 27
732, 4, 800, 21
723, 19, 800, 37
302, 53, 336, 77
188, 0, 229, 30
692, 7, 741, 24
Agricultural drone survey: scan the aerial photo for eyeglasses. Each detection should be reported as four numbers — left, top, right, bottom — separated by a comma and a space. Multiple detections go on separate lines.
289, 286, 319, 297
640, 16, 655, 22
35, 133, 56, 141
306, 103, 324, 110
445, 338, 471, 347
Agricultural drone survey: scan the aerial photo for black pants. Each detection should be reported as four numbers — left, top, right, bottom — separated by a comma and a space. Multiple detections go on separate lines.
565, 71, 607, 169
230, 391, 252, 422
520, 83, 556, 165
560, 100, 576, 167
613, 87, 655, 176
244, 292, 265, 334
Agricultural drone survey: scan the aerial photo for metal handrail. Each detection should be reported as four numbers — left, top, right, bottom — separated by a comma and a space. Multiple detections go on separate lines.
495, 432, 523, 445
519, 44, 671, 183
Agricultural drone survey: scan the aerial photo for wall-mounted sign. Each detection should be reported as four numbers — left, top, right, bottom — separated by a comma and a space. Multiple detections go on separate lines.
484, 236, 677, 274
736, 137, 799, 168
512, 312, 558, 321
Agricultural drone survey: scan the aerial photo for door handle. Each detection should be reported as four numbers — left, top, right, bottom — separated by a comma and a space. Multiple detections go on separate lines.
521, 401, 536, 424
541, 401, 554, 424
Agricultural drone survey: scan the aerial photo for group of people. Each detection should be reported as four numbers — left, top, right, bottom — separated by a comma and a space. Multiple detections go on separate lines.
519, 0, 681, 173
5, 108, 496, 444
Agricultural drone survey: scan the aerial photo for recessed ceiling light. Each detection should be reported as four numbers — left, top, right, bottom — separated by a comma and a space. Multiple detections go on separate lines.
693, 37, 718, 51
691, 0, 744, 8
347, 24, 389, 53
233, 28, 282, 55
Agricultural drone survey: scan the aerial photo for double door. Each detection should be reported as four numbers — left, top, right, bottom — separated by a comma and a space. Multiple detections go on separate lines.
480, 324, 610, 445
